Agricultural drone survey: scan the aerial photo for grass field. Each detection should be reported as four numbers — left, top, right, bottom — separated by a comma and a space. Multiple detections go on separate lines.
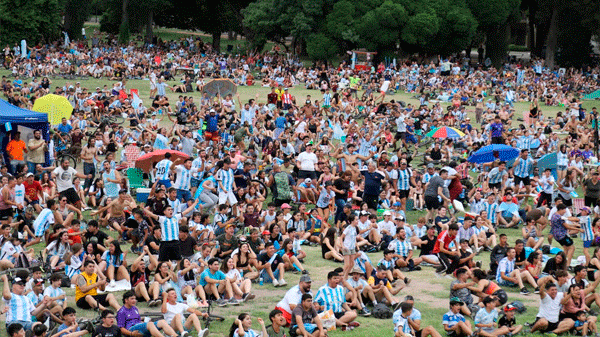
1, 67, 599, 337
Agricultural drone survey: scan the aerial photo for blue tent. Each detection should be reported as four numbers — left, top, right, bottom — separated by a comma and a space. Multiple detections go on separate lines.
0, 99, 49, 135
0, 99, 50, 169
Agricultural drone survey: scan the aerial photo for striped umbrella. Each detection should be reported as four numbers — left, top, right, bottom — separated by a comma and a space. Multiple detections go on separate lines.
425, 126, 465, 139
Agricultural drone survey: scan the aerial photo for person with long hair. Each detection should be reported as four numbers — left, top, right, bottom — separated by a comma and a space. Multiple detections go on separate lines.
232, 242, 259, 281
221, 257, 254, 302
279, 238, 306, 273
229, 313, 267, 337
320, 227, 343, 262
97, 241, 130, 286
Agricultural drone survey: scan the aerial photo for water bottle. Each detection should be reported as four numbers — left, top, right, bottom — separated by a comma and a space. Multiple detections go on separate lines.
215, 241, 220, 252
259, 277, 264, 286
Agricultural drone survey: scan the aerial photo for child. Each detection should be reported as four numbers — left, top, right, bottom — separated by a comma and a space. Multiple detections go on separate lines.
580, 207, 594, 264
340, 214, 359, 279
44, 273, 67, 316
474, 296, 509, 337
54, 307, 89, 337
574, 310, 597, 337
378, 249, 409, 284
497, 304, 523, 337
443, 298, 473, 337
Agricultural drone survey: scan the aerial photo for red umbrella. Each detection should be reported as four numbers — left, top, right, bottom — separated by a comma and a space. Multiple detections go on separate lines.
135, 149, 190, 173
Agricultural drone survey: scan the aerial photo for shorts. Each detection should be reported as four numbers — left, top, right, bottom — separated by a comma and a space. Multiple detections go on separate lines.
557, 236, 574, 247
489, 182, 501, 190
218, 190, 238, 205
514, 176, 530, 186
191, 177, 202, 188
533, 317, 559, 333
76, 293, 110, 309
0, 208, 13, 220
158, 240, 181, 262
260, 268, 280, 283
6, 320, 33, 331
498, 279, 517, 287
204, 132, 219, 142
60, 187, 81, 204
558, 165, 567, 171
557, 195, 573, 207
342, 247, 357, 256
177, 189, 192, 202
297, 170, 317, 181
395, 132, 407, 142
108, 216, 126, 227
130, 321, 160, 337
398, 189, 410, 199
584, 240, 593, 248
157, 180, 171, 189
334, 312, 345, 319
425, 195, 440, 210
493, 289, 508, 305
292, 323, 316, 333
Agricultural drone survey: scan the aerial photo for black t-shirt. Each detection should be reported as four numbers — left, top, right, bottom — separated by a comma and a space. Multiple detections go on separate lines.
418, 234, 436, 256
16, 213, 33, 233
234, 169, 251, 189
333, 178, 350, 200
144, 235, 161, 255
180, 235, 198, 257
85, 230, 109, 246
257, 252, 283, 271
498, 315, 515, 328
146, 197, 168, 216
93, 325, 121, 337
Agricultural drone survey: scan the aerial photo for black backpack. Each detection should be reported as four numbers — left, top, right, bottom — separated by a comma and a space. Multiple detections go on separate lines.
372, 303, 393, 319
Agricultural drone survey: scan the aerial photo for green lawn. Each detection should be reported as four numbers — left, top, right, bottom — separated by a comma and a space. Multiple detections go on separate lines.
0, 68, 597, 336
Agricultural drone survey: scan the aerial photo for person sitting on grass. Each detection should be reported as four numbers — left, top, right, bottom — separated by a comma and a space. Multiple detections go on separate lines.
292, 294, 327, 337
573, 310, 598, 337
530, 276, 575, 335
265, 309, 288, 337
74, 260, 121, 312
257, 242, 287, 287
496, 247, 537, 295
394, 302, 442, 337
161, 288, 209, 337
474, 296, 510, 337
442, 297, 473, 337
367, 264, 404, 309
314, 271, 359, 329
199, 258, 237, 307
117, 290, 179, 337
497, 304, 523, 336
54, 307, 89, 337
94, 310, 122, 337
229, 313, 268, 337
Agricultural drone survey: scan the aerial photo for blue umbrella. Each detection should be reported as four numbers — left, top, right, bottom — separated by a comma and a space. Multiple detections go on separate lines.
468, 144, 520, 164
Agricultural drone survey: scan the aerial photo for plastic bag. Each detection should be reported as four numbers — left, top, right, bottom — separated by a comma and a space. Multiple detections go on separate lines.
318, 309, 336, 331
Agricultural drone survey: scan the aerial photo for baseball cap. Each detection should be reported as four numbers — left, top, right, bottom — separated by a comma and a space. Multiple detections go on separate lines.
26, 173, 33, 177
383, 210, 392, 216
393, 202, 402, 207
450, 297, 464, 305
351, 266, 364, 274
299, 275, 312, 283
427, 163, 435, 168
504, 304, 518, 312
12, 277, 26, 285
395, 215, 405, 221
360, 211, 369, 216
262, 230, 271, 235
32, 279, 44, 286
304, 178, 312, 184
581, 207, 591, 214
281, 203, 292, 209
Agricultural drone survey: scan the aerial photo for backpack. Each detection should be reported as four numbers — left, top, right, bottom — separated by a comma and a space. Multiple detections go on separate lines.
273, 172, 292, 200
372, 303, 393, 319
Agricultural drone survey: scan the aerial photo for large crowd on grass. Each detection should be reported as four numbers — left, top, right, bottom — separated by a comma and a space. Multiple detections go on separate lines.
2, 32, 600, 337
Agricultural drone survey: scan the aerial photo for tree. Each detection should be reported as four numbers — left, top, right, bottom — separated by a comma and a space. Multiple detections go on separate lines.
0, 0, 61, 46
62, 0, 92, 40
306, 33, 338, 61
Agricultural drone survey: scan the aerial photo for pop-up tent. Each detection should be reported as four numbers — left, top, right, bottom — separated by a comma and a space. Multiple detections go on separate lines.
0, 99, 50, 136
0, 99, 50, 169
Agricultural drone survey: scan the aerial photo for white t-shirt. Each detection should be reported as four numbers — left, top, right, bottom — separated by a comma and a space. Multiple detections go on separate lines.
52, 166, 77, 192
164, 302, 189, 324
275, 285, 305, 314
14, 184, 25, 206
537, 292, 564, 323
297, 151, 318, 171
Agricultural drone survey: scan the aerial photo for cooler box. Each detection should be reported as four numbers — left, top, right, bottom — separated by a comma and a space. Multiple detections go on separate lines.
136, 188, 151, 203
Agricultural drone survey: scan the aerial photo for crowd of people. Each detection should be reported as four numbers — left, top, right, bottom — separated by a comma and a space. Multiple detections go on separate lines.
2, 32, 600, 337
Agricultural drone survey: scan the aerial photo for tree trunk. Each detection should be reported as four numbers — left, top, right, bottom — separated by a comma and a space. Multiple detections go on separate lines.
212, 32, 221, 53
486, 25, 509, 69
545, 7, 558, 69
121, 0, 128, 23
145, 10, 153, 44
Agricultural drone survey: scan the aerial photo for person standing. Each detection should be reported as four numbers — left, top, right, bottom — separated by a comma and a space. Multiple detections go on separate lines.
52, 158, 91, 208
361, 161, 385, 210
6, 132, 27, 174
27, 130, 46, 175
424, 170, 451, 225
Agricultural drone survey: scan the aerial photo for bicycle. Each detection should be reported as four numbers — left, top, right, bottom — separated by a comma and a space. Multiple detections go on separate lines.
53, 132, 78, 169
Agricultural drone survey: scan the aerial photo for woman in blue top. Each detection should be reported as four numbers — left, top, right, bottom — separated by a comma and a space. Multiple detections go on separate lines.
98, 241, 130, 287
229, 313, 268, 337
197, 173, 219, 211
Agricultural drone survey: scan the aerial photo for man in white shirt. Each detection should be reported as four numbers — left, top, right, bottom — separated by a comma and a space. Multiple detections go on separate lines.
52, 158, 91, 209
161, 288, 208, 337
274, 274, 313, 326
531, 276, 574, 334
296, 143, 318, 182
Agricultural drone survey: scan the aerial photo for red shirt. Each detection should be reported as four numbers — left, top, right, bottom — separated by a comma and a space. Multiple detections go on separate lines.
68, 228, 82, 244
432, 230, 456, 254
23, 180, 43, 202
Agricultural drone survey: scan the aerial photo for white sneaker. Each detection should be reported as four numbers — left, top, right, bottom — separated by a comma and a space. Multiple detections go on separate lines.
272, 279, 279, 287
181, 331, 190, 337
278, 279, 287, 286
199, 329, 209, 337
109, 280, 116, 287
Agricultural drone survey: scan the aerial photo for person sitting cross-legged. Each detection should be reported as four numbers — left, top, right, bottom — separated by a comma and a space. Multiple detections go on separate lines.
161, 288, 209, 337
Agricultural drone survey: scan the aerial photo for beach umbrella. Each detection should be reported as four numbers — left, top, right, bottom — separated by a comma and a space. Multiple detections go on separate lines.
32, 94, 73, 126
468, 144, 520, 164
425, 126, 465, 139
202, 79, 237, 97
135, 149, 189, 173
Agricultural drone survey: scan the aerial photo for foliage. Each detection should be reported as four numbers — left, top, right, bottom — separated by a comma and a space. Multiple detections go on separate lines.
306, 33, 338, 61
62, 0, 92, 40
0, 0, 61, 46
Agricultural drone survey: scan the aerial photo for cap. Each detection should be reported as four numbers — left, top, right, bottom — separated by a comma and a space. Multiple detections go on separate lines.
304, 178, 312, 184
395, 215, 405, 221
383, 210, 392, 216
12, 277, 25, 285
393, 202, 402, 207
281, 203, 292, 209
262, 230, 271, 235
343, 204, 353, 209
450, 297, 464, 305
581, 206, 591, 213
31, 266, 42, 273
360, 211, 369, 216
504, 304, 517, 312
427, 163, 435, 169
26, 173, 33, 177
299, 275, 313, 283
351, 266, 364, 274
32, 279, 44, 286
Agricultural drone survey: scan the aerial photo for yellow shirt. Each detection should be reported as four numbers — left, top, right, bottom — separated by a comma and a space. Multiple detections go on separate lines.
275, 89, 284, 101
75, 272, 98, 301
